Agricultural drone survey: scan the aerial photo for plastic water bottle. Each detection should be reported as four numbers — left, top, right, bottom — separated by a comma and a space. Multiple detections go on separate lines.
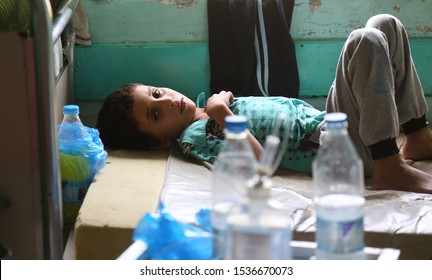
211, 115, 258, 259
225, 175, 292, 260
58, 105, 92, 224
312, 112, 366, 260
58, 105, 91, 144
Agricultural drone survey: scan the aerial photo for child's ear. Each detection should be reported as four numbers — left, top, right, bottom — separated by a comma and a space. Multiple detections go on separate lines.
150, 140, 173, 150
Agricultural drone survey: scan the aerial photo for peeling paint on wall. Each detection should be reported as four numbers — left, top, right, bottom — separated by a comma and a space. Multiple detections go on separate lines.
146, 0, 198, 9
416, 25, 432, 35
392, 4, 400, 12
187, 31, 199, 40
309, 0, 322, 12
347, 20, 361, 29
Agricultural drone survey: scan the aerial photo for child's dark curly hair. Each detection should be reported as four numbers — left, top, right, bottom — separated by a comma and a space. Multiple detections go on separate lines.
96, 83, 159, 150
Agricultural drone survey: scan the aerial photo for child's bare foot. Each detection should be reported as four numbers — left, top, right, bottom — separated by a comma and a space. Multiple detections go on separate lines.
371, 153, 432, 194
401, 127, 432, 161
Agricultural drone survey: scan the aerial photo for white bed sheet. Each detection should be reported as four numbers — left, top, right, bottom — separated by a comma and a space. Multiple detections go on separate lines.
160, 145, 432, 260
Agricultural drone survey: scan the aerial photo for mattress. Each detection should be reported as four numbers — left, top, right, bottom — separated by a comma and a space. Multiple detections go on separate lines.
74, 150, 170, 260
74, 143, 432, 260
161, 146, 432, 260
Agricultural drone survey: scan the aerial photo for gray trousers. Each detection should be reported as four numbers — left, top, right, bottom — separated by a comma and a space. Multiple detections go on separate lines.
324, 14, 428, 177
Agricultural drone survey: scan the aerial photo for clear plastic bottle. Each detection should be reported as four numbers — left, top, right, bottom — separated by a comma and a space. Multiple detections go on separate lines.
58, 105, 92, 224
58, 105, 91, 144
312, 112, 366, 260
211, 115, 258, 259
225, 175, 292, 260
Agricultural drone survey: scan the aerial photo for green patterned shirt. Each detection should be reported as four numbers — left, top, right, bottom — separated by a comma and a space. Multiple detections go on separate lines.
178, 94, 325, 172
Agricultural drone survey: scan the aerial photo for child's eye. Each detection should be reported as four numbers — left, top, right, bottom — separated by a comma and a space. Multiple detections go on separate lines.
153, 89, 161, 98
152, 110, 159, 121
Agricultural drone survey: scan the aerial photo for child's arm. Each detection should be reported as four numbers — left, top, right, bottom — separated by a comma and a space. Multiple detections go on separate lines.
205, 91, 264, 160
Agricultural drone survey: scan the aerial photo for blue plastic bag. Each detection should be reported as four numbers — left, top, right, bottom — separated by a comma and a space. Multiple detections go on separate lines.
58, 124, 107, 183
133, 205, 213, 260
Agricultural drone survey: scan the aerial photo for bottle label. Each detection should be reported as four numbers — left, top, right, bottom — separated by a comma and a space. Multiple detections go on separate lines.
212, 227, 227, 260
230, 231, 271, 259
316, 216, 364, 255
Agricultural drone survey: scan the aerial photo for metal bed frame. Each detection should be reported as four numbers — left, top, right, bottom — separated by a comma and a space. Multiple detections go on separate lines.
0, 0, 79, 259
30, 0, 79, 260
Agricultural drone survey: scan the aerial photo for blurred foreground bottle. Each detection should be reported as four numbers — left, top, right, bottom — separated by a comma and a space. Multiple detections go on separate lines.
211, 115, 257, 259
312, 112, 365, 260
225, 174, 292, 260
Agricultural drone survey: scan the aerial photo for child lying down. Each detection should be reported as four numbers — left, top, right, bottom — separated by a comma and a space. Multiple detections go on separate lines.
96, 14, 432, 194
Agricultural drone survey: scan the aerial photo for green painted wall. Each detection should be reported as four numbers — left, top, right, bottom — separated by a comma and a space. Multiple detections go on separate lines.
75, 0, 432, 108
81, 0, 432, 43
75, 38, 432, 102
76, 43, 210, 101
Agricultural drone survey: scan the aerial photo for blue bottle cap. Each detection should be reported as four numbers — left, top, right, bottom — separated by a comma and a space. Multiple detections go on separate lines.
63, 105, 79, 115
225, 115, 248, 133
325, 112, 348, 128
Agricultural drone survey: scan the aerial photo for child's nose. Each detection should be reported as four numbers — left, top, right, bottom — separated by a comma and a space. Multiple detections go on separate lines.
158, 96, 174, 108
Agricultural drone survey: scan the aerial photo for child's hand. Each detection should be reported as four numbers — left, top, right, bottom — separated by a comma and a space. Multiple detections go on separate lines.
206, 91, 235, 128
206, 91, 264, 159
206, 91, 234, 108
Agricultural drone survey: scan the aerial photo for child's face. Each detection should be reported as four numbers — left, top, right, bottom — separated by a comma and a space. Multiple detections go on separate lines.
132, 85, 197, 145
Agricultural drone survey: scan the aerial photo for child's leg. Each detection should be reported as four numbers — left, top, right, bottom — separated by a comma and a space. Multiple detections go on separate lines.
365, 14, 428, 124
402, 125, 432, 161
366, 14, 432, 162
326, 26, 399, 177
326, 14, 432, 193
